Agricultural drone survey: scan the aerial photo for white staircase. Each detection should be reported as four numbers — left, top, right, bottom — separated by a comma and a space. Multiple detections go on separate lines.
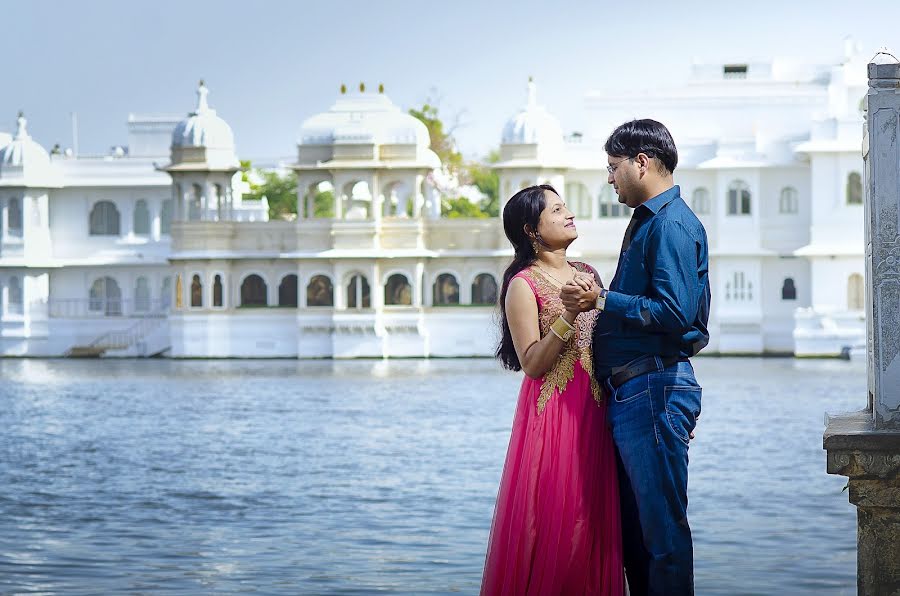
65, 317, 169, 358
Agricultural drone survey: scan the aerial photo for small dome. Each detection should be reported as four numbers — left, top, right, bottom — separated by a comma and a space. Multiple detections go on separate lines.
0, 112, 53, 184
501, 78, 564, 149
298, 90, 431, 148
171, 82, 235, 149
0, 131, 11, 149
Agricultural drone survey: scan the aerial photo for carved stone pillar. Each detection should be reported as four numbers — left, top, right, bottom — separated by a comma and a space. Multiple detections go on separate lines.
824, 49, 900, 596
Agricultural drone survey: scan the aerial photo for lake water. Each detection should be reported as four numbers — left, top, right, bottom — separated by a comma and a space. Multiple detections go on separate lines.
0, 357, 861, 594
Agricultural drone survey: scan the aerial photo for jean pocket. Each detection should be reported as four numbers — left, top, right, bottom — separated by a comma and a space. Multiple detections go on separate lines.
664, 386, 701, 444
613, 374, 650, 404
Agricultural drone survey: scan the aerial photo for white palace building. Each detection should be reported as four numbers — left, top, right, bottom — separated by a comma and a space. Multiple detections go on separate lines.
0, 43, 869, 358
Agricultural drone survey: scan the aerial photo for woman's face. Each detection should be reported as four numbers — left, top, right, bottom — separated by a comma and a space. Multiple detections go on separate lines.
534, 190, 576, 249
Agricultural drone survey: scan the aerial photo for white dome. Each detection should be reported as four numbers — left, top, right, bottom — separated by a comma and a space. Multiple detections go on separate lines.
0, 113, 54, 184
501, 79, 564, 148
0, 131, 11, 149
171, 82, 235, 149
299, 89, 431, 147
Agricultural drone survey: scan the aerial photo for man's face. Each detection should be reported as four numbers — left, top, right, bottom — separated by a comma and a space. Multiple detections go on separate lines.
607, 155, 642, 208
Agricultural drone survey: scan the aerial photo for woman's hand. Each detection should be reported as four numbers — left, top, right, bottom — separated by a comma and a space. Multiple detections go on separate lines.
571, 271, 596, 292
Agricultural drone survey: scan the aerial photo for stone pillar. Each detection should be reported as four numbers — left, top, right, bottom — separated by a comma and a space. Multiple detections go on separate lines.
824, 49, 900, 596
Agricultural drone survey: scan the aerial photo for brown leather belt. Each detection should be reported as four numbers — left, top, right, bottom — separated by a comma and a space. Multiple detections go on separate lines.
609, 355, 688, 389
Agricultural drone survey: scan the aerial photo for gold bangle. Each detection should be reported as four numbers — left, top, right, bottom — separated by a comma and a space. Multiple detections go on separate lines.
550, 316, 575, 341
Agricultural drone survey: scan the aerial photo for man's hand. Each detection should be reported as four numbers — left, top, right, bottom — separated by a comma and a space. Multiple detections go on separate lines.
560, 276, 600, 313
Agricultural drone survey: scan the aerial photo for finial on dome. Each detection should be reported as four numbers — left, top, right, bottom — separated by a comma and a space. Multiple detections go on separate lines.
359, 82, 366, 93
196, 80, 210, 113
15, 111, 27, 139
378, 83, 384, 93
341, 83, 347, 94
527, 77, 537, 107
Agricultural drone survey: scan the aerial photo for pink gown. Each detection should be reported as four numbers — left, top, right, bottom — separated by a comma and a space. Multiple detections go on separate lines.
481, 264, 624, 596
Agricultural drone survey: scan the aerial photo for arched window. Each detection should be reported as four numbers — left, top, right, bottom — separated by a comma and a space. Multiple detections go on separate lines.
781, 278, 797, 301
213, 275, 223, 307
240, 274, 267, 307
848, 273, 864, 311
598, 186, 629, 218
472, 273, 499, 305
347, 274, 371, 309
162, 277, 172, 309
691, 188, 710, 215
7, 276, 22, 314
384, 273, 412, 306
89, 201, 121, 235
725, 271, 752, 302
190, 274, 203, 308
846, 172, 863, 205
279, 274, 298, 307
432, 273, 460, 305
189, 184, 203, 221
133, 199, 150, 235
306, 275, 334, 307
89, 277, 122, 316
779, 187, 798, 214
727, 181, 752, 215
564, 182, 592, 219
7, 198, 22, 236
160, 199, 173, 235
135, 276, 151, 312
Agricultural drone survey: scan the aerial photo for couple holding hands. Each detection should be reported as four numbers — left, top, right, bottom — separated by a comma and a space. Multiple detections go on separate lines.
481, 119, 710, 596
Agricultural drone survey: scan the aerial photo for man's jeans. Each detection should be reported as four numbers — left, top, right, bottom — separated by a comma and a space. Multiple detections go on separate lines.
606, 358, 701, 596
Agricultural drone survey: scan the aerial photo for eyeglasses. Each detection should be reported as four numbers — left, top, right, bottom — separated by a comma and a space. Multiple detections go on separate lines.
606, 157, 634, 175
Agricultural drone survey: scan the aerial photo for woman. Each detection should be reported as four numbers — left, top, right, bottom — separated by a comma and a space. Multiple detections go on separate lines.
481, 185, 623, 595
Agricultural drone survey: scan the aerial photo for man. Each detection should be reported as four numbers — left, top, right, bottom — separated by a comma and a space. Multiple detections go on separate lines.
560, 119, 710, 595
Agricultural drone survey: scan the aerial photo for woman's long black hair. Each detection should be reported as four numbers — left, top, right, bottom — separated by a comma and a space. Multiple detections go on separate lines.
496, 184, 557, 371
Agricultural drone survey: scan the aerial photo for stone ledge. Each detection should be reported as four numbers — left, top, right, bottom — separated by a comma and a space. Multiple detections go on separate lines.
824, 409, 900, 452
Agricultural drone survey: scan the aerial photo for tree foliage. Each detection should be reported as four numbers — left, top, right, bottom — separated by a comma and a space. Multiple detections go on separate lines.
241, 163, 335, 220
408, 101, 500, 219
408, 103, 464, 175
442, 197, 488, 219
469, 149, 500, 217
243, 168, 297, 220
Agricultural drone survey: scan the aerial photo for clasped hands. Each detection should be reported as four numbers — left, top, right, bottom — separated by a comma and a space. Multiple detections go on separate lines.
560, 272, 602, 314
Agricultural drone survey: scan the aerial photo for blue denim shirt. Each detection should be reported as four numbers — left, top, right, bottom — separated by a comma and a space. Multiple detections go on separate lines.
592, 185, 711, 377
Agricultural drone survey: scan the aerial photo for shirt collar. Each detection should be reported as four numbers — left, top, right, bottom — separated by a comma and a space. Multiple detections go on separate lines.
636, 185, 680, 216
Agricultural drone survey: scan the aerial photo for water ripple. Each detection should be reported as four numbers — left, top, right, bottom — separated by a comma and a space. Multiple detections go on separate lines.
0, 357, 860, 594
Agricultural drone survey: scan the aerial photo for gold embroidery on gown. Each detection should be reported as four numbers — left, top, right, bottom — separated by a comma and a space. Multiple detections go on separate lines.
524, 263, 604, 414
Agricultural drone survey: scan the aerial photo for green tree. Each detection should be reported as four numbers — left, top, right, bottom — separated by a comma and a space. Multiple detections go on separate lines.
310, 188, 335, 218
239, 159, 253, 183
410, 99, 502, 219
244, 170, 298, 220
470, 149, 500, 217
442, 197, 488, 219
408, 103, 464, 175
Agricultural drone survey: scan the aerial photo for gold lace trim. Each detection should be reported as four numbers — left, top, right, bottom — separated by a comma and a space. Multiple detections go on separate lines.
524, 263, 604, 414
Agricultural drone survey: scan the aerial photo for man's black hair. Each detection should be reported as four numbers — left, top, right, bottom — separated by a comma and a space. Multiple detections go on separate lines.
604, 119, 678, 174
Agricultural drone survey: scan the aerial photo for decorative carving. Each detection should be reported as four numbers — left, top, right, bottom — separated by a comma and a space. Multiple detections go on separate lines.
873, 233, 900, 279
879, 281, 900, 373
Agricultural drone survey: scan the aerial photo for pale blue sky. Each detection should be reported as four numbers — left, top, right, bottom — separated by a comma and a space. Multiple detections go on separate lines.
3, 0, 898, 161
